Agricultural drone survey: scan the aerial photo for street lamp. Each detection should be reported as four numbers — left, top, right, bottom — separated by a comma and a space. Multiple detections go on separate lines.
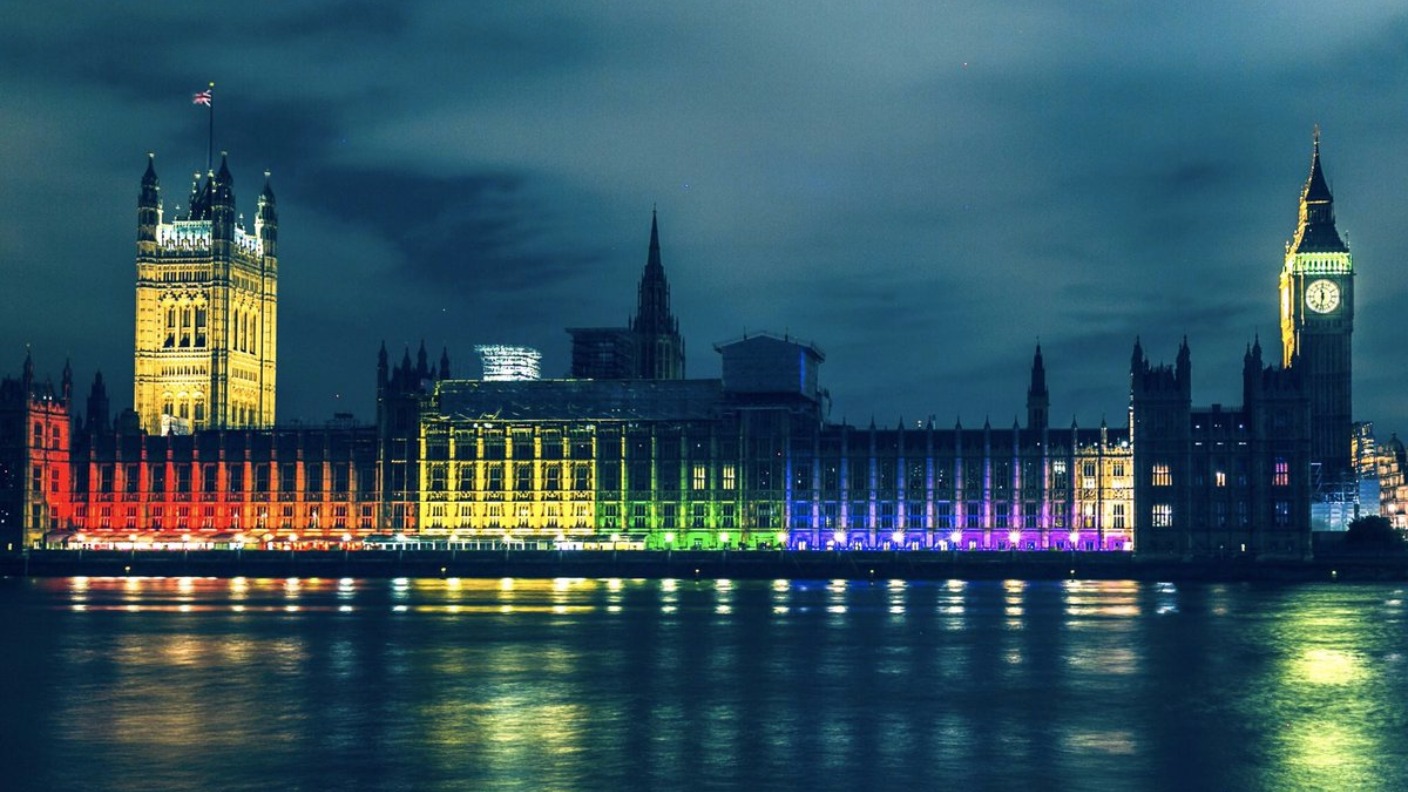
1008, 530, 1021, 554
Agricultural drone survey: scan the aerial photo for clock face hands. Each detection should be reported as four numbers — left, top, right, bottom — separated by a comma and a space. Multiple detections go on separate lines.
1306, 279, 1340, 313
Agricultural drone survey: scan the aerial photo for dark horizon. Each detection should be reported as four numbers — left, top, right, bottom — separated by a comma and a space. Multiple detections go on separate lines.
3, 4, 1406, 436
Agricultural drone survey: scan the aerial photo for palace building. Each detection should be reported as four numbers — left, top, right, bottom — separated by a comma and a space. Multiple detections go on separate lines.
0, 137, 1375, 556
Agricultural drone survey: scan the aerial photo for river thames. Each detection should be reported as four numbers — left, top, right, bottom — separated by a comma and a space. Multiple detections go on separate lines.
1, 576, 1405, 791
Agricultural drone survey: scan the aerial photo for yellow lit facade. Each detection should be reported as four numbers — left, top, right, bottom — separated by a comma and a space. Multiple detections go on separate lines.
133, 153, 277, 435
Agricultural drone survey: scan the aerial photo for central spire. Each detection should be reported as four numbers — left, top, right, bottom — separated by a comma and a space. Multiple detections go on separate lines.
629, 210, 685, 378
633, 209, 676, 335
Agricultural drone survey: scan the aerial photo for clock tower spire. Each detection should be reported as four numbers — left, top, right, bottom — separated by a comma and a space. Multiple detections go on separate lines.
1279, 128, 1353, 477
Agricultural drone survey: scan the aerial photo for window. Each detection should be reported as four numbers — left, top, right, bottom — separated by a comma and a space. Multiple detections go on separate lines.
936, 502, 953, 529
693, 464, 708, 491
1275, 500, 1291, 526
1112, 502, 1126, 529
1273, 458, 1289, 487
722, 464, 736, 491
1215, 470, 1227, 488
1152, 464, 1172, 487
1153, 503, 1172, 527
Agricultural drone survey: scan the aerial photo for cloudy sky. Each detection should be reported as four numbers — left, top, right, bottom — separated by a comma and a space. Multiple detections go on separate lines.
2, 2, 1406, 435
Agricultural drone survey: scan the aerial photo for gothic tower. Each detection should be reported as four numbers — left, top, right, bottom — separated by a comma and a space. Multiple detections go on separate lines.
630, 211, 685, 379
1279, 130, 1353, 477
133, 152, 278, 434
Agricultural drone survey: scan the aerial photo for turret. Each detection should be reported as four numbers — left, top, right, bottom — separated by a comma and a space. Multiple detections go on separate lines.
86, 371, 110, 433
377, 342, 389, 399
138, 153, 161, 245
1176, 336, 1191, 396
210, 153, 236, 242
439, 347, 451, 380
61, 358, 72, 403
416, 340, 429, 382
255, 170, 278, 257
186, 171, 208, 220
1243, 336, 1264, 401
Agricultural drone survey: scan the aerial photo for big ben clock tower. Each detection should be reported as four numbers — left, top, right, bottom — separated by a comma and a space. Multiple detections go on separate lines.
1280, 129, 1353, 477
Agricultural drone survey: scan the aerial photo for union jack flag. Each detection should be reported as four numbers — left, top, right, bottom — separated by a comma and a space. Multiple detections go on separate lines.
192, 89, 212, 106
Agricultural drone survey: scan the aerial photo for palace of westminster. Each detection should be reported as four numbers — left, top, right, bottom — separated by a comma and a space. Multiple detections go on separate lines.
2, 136, 1404, 556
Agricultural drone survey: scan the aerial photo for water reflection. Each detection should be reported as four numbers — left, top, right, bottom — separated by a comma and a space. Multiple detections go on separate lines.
0, 577, 1403, 790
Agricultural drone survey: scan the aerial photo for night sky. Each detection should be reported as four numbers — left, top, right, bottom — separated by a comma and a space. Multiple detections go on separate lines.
3, 3, 1406, 437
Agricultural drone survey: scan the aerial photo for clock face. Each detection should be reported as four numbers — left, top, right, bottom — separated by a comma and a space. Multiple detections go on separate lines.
1306, 279, 1340, 313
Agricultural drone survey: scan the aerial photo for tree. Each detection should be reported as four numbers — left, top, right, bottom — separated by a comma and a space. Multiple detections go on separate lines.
1344, 515, 1405, 548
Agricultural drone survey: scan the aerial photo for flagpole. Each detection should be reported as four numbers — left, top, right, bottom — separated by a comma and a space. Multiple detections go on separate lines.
207, 81, 215, 173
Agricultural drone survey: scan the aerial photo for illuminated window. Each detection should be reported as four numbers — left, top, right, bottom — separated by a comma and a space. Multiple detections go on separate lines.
693, 464, 707, 491
1153, 503, 1172, 527
1112, 502, 1126, 529
722, 464, 736, 491
1215, 470, 1227, 488
1273, 458, 1289, 487
1152, 464, 1172, 487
